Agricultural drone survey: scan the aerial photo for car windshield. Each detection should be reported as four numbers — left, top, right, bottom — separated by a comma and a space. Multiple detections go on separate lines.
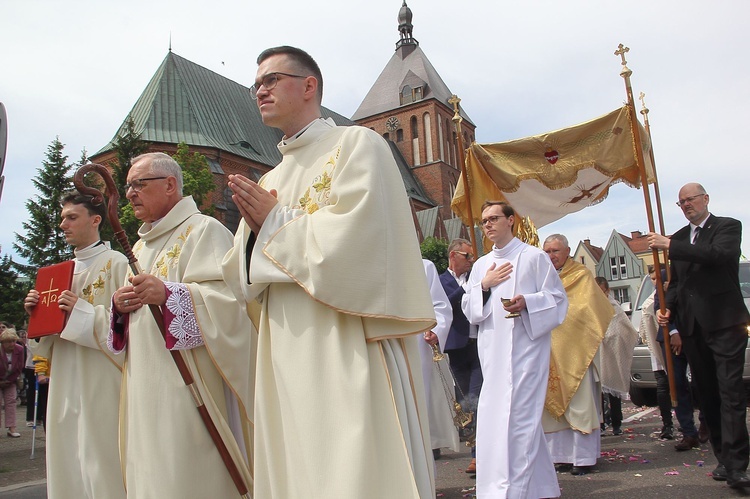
635, 261, 750, 309
634, 276, 655, 312
740, 261, 750, 299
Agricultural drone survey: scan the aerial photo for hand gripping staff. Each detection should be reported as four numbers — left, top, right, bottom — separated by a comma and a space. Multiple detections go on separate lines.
74, 164, 251, 498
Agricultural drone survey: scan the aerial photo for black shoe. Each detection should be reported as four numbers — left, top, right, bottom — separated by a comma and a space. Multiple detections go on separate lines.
554, 463, 572, 473
674, 435, 699, 451
432, 448, 441, 460
727, 470, 750, 489
659, 425, 675, 440
571, 465, 593, 476
698, 421, 710, 444
612, 427, 623, 436
712, 464, 728, 481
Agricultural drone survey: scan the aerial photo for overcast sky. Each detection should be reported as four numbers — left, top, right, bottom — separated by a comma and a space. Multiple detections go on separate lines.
2, 0, 749, 263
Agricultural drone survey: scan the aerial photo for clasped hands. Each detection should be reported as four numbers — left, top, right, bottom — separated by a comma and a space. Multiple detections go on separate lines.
227, 174, 279, 234
113, 274, 167, 314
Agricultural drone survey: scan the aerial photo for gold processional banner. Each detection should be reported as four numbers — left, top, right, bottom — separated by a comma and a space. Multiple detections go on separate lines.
451, 106, 655, 230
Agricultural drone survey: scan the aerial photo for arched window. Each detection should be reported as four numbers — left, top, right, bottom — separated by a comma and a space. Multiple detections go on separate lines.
410, 116, 418, 139
400, 85, 413, 105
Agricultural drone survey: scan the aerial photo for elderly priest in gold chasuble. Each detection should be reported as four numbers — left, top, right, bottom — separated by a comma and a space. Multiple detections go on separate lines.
542, 234, 613, 476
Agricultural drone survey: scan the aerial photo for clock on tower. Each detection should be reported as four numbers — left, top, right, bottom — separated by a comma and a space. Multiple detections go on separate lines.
385, 116, 400, 131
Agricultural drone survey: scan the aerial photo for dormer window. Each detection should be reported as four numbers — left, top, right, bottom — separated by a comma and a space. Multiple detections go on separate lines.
399, 85, 425, 105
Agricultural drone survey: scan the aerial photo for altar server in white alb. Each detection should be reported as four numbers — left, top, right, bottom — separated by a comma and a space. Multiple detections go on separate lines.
25, 190, 128, 499
462, 201, 568, 499
420, 259, 461, 457
110, 153, 255, 498
223, 46, 436, 498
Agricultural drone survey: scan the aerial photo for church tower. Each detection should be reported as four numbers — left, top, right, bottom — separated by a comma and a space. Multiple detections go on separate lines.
353, 1, 476, 229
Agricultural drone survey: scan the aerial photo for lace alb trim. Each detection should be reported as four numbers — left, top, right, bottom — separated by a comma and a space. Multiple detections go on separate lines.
165, 282, 204, 350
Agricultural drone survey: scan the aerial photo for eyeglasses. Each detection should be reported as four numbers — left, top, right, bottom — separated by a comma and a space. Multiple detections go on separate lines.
124, 177, 168, 193
454, 251, 475, 261
480, 215, 505, 227
249, 72, 309, 100
676, 194, 705, 207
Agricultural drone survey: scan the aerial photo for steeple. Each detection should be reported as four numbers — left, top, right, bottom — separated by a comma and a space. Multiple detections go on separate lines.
396, 1, 418, 53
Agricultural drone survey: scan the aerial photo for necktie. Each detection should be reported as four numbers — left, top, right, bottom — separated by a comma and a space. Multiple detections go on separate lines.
692, 226, 701, 245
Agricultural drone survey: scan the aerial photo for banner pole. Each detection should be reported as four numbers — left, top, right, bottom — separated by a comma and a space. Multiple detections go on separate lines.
638, 92, 670, 279
615, 44, 677, 406
449, 95, 479, 257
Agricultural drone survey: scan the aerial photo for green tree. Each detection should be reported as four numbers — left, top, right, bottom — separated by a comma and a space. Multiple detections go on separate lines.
420, 237, 449, 274
172, 142, 216, 216
13, 137, 73, 279
111, 115, 149, 202
0, 254, 27, 327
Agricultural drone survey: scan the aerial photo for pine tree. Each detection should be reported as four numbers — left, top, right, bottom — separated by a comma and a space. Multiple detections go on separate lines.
13, 137, 74, 279
0, 253, 27, 327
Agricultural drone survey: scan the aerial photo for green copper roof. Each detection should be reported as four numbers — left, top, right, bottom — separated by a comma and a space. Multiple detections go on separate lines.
97, 51, 352, 167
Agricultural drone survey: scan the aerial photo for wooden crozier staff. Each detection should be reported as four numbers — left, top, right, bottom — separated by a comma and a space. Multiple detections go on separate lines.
615, 44, 677, 406
74, 163, 251, 499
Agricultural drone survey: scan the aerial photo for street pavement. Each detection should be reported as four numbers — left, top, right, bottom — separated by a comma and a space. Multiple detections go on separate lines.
2, 401, 750, 498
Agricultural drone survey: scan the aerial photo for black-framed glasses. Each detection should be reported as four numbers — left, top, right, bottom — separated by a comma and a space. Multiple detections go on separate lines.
124, 177, 168, 193
249, 72, 309, 100
676, 194, 705, 207
454, 251, 475, 261
480, 215, 505, 227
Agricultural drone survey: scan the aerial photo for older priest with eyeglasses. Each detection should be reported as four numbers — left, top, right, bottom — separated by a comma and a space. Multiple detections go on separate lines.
109, 152, 255, 498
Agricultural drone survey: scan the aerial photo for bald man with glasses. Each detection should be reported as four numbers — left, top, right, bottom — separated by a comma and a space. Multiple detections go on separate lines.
649, 182, 750, 489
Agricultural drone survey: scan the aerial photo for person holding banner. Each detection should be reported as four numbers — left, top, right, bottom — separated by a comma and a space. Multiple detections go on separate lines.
462, 201, 567, 498
649, 182, 750, 488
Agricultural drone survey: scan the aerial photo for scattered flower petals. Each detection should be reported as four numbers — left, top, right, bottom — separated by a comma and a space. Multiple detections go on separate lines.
634, 473, 642, 477
664, 471, 680, 475
696, 461, 704, 467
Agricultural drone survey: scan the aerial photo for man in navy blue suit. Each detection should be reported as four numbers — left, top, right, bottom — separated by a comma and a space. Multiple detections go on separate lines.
439, 238, 482, 473
649, 182, 750, 489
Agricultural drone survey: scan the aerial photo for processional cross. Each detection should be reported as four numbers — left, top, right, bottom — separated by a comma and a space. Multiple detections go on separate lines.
614, 44, 631, 75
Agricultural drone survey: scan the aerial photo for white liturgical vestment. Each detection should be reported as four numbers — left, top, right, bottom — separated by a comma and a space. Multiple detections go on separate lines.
462, 237, 567, 499
224, 119, 437, 498
35, 242, 128, 499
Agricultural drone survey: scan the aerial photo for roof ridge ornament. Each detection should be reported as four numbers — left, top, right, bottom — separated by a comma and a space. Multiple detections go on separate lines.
396, 1, 418, 50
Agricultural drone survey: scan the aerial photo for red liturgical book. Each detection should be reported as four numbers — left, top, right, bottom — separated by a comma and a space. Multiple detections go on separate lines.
27, 260, 75, 339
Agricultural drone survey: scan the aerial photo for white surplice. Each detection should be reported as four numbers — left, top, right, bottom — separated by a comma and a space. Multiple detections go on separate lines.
420, 259, 460, 452
462, 238, 567, 499
34, 243, 128, 499
223, 119, 436, 499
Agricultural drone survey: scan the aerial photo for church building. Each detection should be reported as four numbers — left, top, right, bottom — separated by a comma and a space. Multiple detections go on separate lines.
91, 2, 473, 241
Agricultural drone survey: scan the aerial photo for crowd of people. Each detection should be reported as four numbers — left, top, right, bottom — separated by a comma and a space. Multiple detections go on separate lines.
3, 43, 748, 499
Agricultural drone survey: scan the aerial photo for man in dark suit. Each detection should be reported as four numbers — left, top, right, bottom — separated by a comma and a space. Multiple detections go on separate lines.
439, 238, 482, 473
649, 182, 750, 489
